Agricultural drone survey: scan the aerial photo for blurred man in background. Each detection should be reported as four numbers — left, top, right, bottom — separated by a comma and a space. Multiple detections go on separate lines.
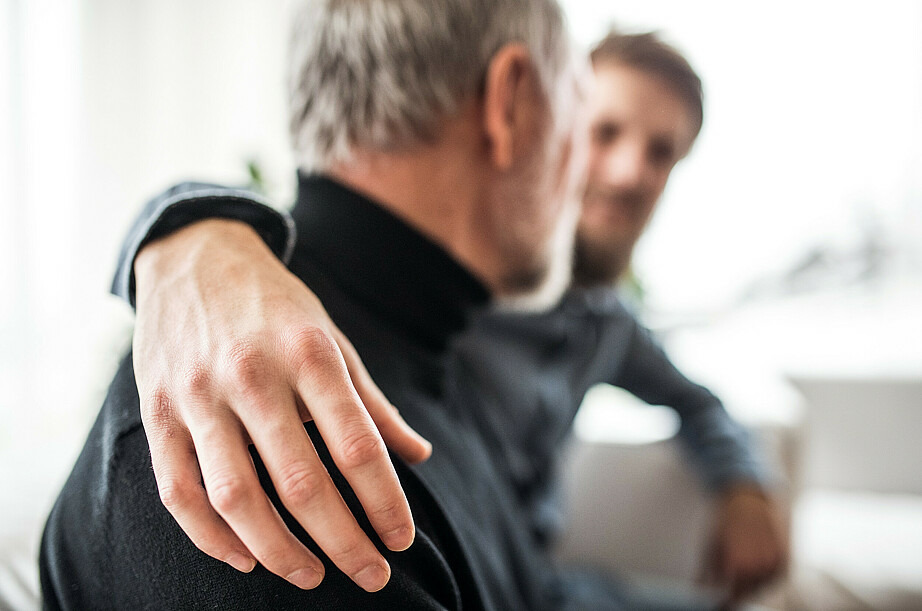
452, 32, 787, 605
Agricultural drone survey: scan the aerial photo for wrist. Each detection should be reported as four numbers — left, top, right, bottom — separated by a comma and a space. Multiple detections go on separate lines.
136, 217, 260, 267
719, 481, 770, 506
134, 219, 266, 297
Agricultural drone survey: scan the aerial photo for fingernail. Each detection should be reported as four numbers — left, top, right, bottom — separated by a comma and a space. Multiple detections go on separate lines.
226, 552, 256, 573
383, 525, 414, 551
287, 567, 324, 590
354, 562, 390, 592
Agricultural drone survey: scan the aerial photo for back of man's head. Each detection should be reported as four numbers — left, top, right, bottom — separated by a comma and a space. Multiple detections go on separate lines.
591, 29, 703, 141
287, 0, 571, 173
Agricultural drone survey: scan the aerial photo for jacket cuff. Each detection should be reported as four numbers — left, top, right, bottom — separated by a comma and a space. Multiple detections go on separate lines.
111, 183, 296, 308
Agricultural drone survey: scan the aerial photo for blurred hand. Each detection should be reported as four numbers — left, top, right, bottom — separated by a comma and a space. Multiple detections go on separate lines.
133, 219, 432, 593
704, 483, 788, 606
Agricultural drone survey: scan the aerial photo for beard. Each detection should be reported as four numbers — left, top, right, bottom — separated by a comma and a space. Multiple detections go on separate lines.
571, 226, 635, 288
572, 185, 655, 287
494, 193, 580, 313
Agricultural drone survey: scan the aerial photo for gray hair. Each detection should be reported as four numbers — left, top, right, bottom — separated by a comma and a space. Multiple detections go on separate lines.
288, 0, 572, 172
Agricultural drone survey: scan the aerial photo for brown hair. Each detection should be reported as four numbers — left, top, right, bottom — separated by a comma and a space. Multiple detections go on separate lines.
591, 29, 704, 139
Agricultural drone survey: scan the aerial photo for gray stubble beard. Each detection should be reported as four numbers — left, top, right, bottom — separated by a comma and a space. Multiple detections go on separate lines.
494, 193, 580, 313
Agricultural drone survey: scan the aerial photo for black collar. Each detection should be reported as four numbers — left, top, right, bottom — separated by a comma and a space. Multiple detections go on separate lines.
290, 173, 490, 352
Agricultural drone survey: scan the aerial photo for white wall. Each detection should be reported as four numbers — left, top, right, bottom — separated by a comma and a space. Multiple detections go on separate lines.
1, 0, 86, 448
1, 0, 296, 448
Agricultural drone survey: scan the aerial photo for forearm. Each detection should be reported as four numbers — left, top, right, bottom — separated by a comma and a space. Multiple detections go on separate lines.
597, 305, 786, 601
611, 322, 770, 493
674, 399, 769, 493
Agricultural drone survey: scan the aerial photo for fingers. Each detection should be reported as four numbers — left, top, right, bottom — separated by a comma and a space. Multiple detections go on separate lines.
239, 383, 394, 593
141, 324, 418, 594
332, 325, 432, 464
189, 409, 327, 590
255, 419, 393, 592
287, 326, 417, 555
142, 389, 257, 573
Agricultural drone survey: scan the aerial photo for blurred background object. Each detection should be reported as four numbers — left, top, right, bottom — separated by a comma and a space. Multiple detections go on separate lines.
1, 1, 920, 609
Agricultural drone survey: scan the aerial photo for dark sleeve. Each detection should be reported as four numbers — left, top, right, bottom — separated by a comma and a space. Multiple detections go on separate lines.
111, 182, 296, 307
610, 318, 770, 493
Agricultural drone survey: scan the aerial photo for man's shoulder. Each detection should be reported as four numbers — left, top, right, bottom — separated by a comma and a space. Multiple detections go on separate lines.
44, 380, 472, 611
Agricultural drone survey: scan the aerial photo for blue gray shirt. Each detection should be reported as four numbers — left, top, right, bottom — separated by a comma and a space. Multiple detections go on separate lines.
450, 288, 767, 544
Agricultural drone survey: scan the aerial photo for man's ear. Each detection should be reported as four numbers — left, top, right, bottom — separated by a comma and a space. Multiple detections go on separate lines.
483, 43, 541, 171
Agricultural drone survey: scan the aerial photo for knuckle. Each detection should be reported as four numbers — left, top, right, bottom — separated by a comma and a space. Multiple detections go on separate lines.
337, 428, 386, 471
256, 546, 301, 575
328, 538, 364, 566
287, 325, 339, 369
223, 340, 269, 390
141, 388, 188, 445
181, 361, 213, 397
142, 386, 175, 425
158, 477, 194, 512
207, 476, 251, 515
372, 499, 404, 524
277, 465, 327, 508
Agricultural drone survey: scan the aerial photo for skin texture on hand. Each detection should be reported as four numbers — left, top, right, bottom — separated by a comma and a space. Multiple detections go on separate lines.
133, 219, 432, 592
704, 483, 788, 607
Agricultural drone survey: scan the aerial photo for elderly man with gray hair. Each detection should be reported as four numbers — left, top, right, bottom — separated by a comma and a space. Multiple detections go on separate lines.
41, 0, 601, 608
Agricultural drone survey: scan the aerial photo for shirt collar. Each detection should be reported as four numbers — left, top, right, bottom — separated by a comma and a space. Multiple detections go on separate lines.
291, 173, 490, 352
